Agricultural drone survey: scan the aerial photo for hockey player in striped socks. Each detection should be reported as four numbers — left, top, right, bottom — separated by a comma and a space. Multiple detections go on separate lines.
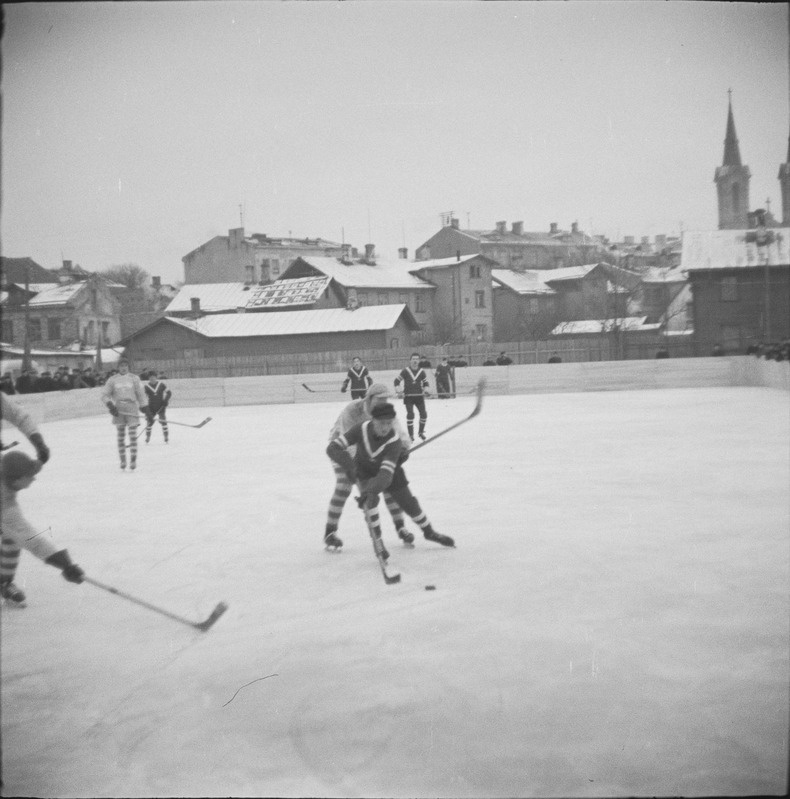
324, 384, 415, 550
328, 402, 454, 551
101, 359, 148, 470
144, 372, 172, 443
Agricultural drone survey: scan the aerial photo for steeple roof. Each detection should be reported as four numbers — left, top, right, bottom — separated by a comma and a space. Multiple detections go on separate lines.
722, 99, 742, 167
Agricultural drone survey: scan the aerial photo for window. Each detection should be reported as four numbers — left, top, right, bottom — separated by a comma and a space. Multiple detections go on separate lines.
529, 298, 540, 314
28, 319, 41, 341
475, 323, 487, 341
475, 290, 486, 308
47, 318, 61, 340
271, 259, 280, 276
357, 293, 367, 306
415, 294, 425, 313
377, 293, 387, 305
2, 319, 12, 341
720, 277, 738, 302
390, 338, 400, 349
469, 264, 481, 279
86, 320, 95, 343
101, 321, 110, 341
721, 325, 740, 351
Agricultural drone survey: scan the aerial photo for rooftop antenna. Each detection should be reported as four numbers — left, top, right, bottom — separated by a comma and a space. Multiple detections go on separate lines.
239, 204, 244, 227
466, 212, 471, 229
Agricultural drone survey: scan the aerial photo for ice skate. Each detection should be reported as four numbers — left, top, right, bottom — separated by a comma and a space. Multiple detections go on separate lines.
397, 527, 415, 547
145, 430, 151, 443
423, 529, 455, 547
324, 531, 343, 551
418, 432, 427, 441
0, 581, 27, 608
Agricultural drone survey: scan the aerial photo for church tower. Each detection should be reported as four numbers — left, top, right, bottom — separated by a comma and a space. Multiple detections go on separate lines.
714, 95, 751, 229
779, 134, 790, 226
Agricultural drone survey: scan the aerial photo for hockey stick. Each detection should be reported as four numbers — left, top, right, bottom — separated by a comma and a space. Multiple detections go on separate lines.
302, 383, 341, 393
357, 489, 401, 585
408, 377, 486, 454
84, 576, 228, 632
1, 441, 20, 451
166, 417, 212, 429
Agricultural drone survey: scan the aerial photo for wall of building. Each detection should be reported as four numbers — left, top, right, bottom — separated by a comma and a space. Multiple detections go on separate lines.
183, 234, 255, 284
689, 266, 790, 354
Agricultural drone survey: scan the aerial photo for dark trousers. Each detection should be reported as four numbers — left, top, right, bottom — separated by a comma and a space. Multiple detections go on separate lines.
404, 396, 427, 438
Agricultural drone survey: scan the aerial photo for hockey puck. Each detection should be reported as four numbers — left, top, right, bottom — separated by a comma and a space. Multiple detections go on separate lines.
424, 585, 436, 591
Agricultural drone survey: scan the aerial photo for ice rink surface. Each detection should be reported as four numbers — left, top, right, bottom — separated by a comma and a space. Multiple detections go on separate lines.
2, 386, 788, 798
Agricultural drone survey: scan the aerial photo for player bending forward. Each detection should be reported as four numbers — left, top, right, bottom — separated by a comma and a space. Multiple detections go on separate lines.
324, 383, 415, 550
1, 451, 85, 607
101, 358, 148, 470
326, 402, 454, 559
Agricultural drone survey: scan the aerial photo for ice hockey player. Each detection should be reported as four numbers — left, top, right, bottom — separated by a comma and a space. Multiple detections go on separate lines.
341, 356, 373, 400
101, 358, 148, 470
394, 352, 430, 441
326, 402, 454, 557
323, 383, 415, 550
0, 393, 50, 464
144, 371, 172, 443
1, 450, 85, 607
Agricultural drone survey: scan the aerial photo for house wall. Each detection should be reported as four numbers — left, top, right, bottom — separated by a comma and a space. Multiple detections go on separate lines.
182, 234, 256, 284
413, 258, 493, 343
689, 266, 790, 354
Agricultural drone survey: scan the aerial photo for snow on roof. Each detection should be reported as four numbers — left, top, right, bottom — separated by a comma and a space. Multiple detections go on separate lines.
297, 256, 434, 290
27, 283, 84, 306
11, 282, 59, 293
550, 317, 661, 335
681, 228, 790, 270
165, 276, 331, 314
410, 254, 495, 270
491, 269, 557, 295
640, 266, 687, 283
166, 304, 415, 338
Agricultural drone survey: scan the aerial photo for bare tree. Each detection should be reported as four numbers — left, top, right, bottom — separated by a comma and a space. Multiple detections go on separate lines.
100, 263, 150, 290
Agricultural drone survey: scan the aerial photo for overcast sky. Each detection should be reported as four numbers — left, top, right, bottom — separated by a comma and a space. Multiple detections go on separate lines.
2, 1, 788, 285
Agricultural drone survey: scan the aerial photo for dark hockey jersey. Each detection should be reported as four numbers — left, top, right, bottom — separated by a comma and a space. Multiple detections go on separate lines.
144, 380, 172, 412
394, 367, 429, 398
329, 420, 405, 481
342, 366, 372, 393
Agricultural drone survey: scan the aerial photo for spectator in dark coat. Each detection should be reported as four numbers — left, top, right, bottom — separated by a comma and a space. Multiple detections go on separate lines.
35, 371, 57, 392
495, 351, 513, 365
548, 353, 562, 364
14, 370, 36, 394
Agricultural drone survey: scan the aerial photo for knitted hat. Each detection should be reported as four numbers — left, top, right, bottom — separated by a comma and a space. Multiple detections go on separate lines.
1, 450, 43, 484
370, 402, 396, 420
365, 383, 390, 400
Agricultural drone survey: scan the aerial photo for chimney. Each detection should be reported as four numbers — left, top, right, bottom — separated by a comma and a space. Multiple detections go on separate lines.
512, 221, 523, 236
364, 243, 375, 263
451, 218, 460, 229
151, 276, 161, 289
571, 222, 578, 234
398, 247, 408, 259
641, 236, 650, 246
351, 247, 359, 259
228, 227, 245, 248
549, 222, 558, 235
190, 297, 201, 316
655, 234, 667, 249
63, 259, 72, 270
624, 235, 635, 246
244, 264, 255, 285
456, 250, 461, 262
341, 243, 353, 263
496, 221, 507, 234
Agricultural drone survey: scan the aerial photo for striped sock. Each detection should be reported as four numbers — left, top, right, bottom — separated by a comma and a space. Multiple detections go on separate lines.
117, 427, 126, 466
129, 427, 138, 466
384, 494, 406, 529
161, 419, 169, 441
327, 466, 352, 530
0, 539, 21, 583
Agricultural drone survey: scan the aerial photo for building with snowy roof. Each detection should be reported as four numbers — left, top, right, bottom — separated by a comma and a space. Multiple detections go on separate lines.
116, 304, 421, 364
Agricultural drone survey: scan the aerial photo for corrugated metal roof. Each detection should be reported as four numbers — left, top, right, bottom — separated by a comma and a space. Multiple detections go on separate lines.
550, 317, 661, 335
298, 256, 434, 290
166, 304, 414, 338
165, 276, 331, 314
681, 228, 790, 270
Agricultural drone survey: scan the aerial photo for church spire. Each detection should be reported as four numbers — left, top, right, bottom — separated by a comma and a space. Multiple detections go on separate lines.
722, 92, 742, 167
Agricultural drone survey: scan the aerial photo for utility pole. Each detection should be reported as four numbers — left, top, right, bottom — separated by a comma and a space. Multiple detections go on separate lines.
22, 264, 32, 371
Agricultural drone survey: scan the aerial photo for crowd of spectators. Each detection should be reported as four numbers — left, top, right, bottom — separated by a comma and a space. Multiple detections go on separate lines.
0, 366, 120, 395
746, 340, 790, 362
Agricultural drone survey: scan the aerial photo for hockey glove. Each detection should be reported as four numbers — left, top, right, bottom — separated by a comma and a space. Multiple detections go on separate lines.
341, 384, 348, 393
45, 549, 85, 584
29, 432, 50, 464
356, 491, 380, 509
107, 402, 119, 417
